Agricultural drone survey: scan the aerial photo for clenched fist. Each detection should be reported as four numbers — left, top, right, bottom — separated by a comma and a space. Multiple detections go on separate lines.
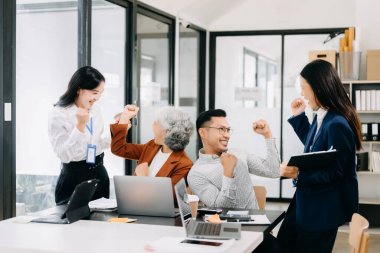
220, 153, 237, 178
290, 98, 306, 116
252, 119, 272, 139
119, 104, 140, 125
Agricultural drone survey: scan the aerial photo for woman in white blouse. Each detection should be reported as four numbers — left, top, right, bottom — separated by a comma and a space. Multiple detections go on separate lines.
48, 66, 110, 205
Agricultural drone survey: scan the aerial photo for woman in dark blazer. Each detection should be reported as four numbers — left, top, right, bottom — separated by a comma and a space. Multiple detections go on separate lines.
277, 60, 362, 253
110, 106, 194, 192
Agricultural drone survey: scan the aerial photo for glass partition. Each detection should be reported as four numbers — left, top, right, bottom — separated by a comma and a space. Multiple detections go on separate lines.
215, 35, 282, 198
178, 25, 200, 161
136, 13, 171, 145
16, 0, 78, 214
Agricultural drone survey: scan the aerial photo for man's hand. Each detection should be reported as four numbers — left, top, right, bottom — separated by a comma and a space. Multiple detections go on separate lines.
280, 162, 299, 179
76, 107, 90, 133
220, 153, 237, 178
291, 98, 306, 116
252, 119, 272, 139
135, 162, 149, 176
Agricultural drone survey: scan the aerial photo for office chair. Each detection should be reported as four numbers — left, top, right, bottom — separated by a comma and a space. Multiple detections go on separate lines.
253, 186, 267, 210
349, 213, 370, 253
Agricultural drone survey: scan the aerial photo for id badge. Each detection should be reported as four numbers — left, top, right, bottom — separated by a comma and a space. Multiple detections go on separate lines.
86, 144, 97, 164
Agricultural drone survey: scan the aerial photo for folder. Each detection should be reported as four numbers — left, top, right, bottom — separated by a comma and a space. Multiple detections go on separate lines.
356, 152, 369, 171
355, 90, 361, 111
362, 123, 368, 141
366, 90, 371, 111
377, 90, 380, 111
371, 90, 376, 111
372, 123, 379, 141
361, 90, 366, 111
287, 149, 338, 171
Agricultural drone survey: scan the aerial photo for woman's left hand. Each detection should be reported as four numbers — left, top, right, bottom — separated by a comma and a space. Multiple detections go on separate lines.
280, 162, 299, 179
252, 119, 273, 139
135, 162, 149, 176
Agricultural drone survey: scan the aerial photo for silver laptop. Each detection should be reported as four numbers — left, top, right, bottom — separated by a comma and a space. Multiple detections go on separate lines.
174, 178, 241, 240
114, 175, 176, 217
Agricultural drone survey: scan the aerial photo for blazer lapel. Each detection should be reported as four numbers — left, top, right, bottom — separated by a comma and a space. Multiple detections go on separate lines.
311, 111, 333, 150
140, 144, 160, 164
304, 115, 317, 152
155, 150, 183, 178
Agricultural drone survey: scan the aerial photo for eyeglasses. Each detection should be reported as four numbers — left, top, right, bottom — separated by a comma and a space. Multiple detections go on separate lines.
204, 126, 233, 135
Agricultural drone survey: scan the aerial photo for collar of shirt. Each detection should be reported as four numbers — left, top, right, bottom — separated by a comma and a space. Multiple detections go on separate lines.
198, 148, 220, 161
316, 107, 328, 130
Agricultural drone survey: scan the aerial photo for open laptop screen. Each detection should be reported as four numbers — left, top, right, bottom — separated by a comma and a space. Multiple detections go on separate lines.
174, 178, 192, 224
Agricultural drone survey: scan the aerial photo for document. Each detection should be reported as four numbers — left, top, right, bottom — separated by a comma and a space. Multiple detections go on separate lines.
287, 149, 338, 171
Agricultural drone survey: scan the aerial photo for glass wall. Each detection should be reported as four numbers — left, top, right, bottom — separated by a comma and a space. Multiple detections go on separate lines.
178, 25, 200, 161
136, 13, 171, 145
215, 35, 282, 198
281, 34, 339, 197
92, 0, 126, 197
16, 0, 78, 214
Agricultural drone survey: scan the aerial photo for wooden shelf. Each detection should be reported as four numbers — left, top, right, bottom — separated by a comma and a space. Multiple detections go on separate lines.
357, 171, 380, 175
359, 198, 380, 205
357, 110, 380, 114
363, 141, 380, 144
342, 80, 380, 84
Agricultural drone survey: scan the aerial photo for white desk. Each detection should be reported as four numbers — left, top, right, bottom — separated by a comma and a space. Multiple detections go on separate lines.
0, 218, 263, 253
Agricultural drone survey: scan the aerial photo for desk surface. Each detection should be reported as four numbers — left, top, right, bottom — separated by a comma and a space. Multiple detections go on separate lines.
0, 218, 262, 253
90, 208, 285, 234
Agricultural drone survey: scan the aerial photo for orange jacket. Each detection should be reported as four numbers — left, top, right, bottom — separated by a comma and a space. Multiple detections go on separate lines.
110, 123, 193, 190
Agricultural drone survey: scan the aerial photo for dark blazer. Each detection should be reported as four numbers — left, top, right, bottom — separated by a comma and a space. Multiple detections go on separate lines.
288, 111, 358, 231
110, 123, 193, 191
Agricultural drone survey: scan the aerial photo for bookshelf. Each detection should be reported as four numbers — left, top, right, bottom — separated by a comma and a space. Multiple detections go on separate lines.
343, 80, 380, 226
343, 80, 380, 173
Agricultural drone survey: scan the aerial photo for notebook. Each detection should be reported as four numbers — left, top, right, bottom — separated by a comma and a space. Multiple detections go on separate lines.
114, 175, 177, 217
174, 178, 241, 240
287, 149, 338, 171
31, 179, 99, 224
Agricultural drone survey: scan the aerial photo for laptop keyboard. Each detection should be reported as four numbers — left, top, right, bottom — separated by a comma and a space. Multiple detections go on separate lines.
194, 222, 221, 236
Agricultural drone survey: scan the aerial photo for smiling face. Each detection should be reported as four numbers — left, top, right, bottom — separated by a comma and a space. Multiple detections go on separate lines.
199, 116, 231, 155
300, 77, 319, 110
75, 81, 105, 110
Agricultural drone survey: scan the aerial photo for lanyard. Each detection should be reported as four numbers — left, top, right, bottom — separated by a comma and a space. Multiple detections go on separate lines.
86, 117, 93, 144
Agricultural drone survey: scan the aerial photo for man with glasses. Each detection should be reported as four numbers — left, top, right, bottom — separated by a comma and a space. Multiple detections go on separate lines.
187, 109, 280, 209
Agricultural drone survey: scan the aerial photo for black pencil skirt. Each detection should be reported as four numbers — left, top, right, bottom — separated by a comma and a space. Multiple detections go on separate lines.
55, 153, 110, 205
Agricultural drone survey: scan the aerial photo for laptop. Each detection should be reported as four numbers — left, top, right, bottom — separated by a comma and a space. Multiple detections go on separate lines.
174, 178, 241, 240
31, 179, 99, 224
114, 175, 177, 217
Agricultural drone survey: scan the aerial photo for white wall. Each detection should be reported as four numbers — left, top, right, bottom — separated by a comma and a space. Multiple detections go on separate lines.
209, 0, 355, 31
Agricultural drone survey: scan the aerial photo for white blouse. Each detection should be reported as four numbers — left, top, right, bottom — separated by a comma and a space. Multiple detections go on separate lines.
148, 148, 172, 176
48, 103, 111, 163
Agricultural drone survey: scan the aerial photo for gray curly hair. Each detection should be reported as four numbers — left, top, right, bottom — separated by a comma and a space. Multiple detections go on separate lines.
155, 107, 194, 152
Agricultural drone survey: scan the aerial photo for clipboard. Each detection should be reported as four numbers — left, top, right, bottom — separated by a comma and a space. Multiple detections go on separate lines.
287, 149, 338, 171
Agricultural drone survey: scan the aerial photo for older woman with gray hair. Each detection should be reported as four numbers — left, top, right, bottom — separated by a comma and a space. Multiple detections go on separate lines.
110, 105, 194, 189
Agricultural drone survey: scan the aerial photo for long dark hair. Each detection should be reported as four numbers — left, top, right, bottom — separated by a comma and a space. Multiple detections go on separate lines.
300, 59, 362, 150
55, 66, 105, 107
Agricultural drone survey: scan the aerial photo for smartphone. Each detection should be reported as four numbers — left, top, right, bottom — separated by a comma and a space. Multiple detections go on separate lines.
180, 239, 222, 247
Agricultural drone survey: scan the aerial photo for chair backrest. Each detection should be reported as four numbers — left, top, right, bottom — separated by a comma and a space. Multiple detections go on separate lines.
349, 213, 369, 253
253, 186, 267, 210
